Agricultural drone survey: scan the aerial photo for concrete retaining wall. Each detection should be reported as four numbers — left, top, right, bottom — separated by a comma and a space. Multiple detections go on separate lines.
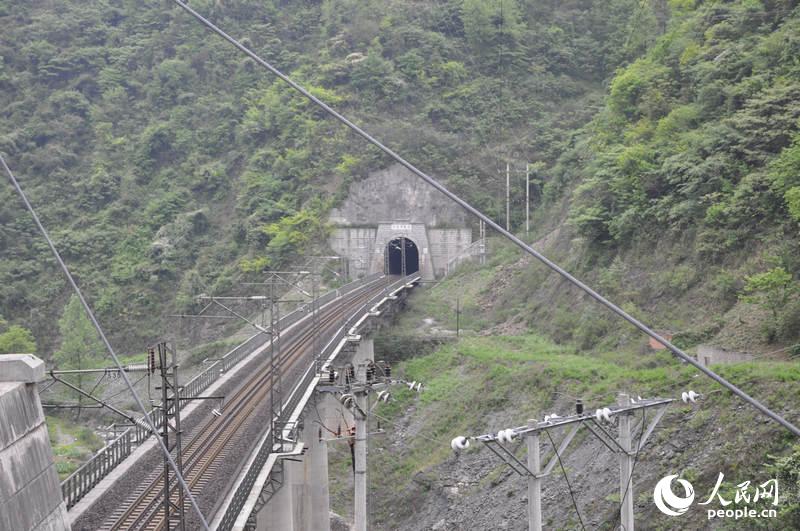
0, 354, 70, 531
428, 228, 473, 277
697, 345, 754, 366
330, 227, 378, 280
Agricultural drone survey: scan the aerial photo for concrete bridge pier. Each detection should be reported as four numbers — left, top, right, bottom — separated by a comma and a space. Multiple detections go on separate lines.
258, 339, 376, 530
258, 460, 294, 530
352, 338, 374, 367
286, 391, 334, 531
258, 399, 336, 531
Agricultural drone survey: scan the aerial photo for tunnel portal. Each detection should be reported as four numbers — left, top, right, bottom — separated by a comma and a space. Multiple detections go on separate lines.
386, 237, 420, 275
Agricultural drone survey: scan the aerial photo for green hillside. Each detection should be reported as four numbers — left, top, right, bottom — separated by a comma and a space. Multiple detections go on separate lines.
2, 0, 800, 528
1, 0, 649, 355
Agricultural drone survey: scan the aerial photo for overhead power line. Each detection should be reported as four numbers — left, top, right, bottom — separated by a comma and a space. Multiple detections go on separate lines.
0, 154, 211, 530
168, 0, 800, 437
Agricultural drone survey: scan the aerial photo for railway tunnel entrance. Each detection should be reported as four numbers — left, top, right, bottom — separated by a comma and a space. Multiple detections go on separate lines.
386, 237, 419, 275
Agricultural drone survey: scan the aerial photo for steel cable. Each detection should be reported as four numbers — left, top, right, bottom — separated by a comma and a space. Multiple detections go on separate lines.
167, 0, 800, 437
0, 154, 210, 530
544, 429, 587, 531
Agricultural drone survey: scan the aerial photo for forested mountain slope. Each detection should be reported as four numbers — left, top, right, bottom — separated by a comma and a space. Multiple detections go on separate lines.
527, 0, 800, 352
0, 0, 648, 355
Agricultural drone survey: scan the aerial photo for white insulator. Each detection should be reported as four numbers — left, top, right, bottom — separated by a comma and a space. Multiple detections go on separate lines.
501, 428, 516, 443
408, 381, 416, 390
602, 408, 612, 423
451, 436, 470, 451
595, 409, 603, 422
681, 391, 689, 403
687, 390, 699, 403
340, 393, 354, 408
549, 413, 560, 421
544, 415, 551, 423
415, 382, 423, 392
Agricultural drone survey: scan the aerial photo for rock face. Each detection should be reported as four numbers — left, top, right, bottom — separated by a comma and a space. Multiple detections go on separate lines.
0, 354, 70, 531
329, 164, 468, 228
330, 511, 352, 531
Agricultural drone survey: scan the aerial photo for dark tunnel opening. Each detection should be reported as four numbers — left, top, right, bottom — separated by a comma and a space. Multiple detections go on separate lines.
386, 237, 419, 276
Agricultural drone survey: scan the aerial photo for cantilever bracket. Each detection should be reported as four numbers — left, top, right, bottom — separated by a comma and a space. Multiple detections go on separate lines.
482, 440, 536, 477
542, 423, 581, 476
49, 371, 139, 426
637, 405, 668, 451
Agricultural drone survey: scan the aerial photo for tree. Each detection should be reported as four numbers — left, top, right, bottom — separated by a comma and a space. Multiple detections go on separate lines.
53, 295, 105, 411
0, 315, 37, 353
740, 267, 797, 320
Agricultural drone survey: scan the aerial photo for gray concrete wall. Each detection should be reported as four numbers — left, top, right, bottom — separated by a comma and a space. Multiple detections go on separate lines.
330, 227, 377, 280
369, 223, 435, 280
0, 355, 70, 531
328, 164, 474, 281
428, 228, 473, 277
697, 345, 754, 367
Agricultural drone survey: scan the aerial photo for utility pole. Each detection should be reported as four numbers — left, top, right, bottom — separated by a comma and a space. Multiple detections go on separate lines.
455, 298, 460, 338
526, 418, 542, 531
618, 393, 634, 531
157, 342, 185, 531
479, 219, 486, 265
312, 267, 320, 371
269, 279, 282, 449
401, 236, 407, 277
453, 394, 689, 531
525, 163, 530, 238
353, 366, 368, 531
318, 360, 424, 531
506, 162, 511, 232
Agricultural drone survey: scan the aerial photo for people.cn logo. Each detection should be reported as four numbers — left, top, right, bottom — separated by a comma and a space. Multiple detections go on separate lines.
653, 474, 695, 516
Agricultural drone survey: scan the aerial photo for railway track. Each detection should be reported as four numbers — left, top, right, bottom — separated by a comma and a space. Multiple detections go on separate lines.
101, 277, 391, 530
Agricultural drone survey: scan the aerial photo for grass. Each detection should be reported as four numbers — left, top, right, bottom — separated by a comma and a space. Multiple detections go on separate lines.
46, 415, 105, 480
367, 323, 800, 527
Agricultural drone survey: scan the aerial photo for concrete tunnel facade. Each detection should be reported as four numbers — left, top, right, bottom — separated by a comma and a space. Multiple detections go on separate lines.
328, 164, 478, 280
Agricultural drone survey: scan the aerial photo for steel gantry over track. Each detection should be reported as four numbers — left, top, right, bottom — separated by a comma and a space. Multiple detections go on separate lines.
165, 0, 799, 438
62, 273, 417, 531
214, 274, 420, 531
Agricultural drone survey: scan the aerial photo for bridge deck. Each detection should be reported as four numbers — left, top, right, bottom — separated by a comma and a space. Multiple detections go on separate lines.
71, 275, 400, 530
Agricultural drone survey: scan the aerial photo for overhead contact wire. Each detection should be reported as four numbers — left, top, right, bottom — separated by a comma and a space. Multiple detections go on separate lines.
168, 0, 800, 437
0, 154, 211, 530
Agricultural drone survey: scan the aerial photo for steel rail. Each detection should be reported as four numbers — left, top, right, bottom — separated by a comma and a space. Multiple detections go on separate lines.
169, 0, 800, 437
103, 279, 388, 530
217, 274, 418, 530
1, 153, 211, 529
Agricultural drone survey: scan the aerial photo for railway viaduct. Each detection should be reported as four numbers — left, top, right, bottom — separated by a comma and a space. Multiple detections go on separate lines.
0, 163, 486, 531
1, 274, 422, 531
